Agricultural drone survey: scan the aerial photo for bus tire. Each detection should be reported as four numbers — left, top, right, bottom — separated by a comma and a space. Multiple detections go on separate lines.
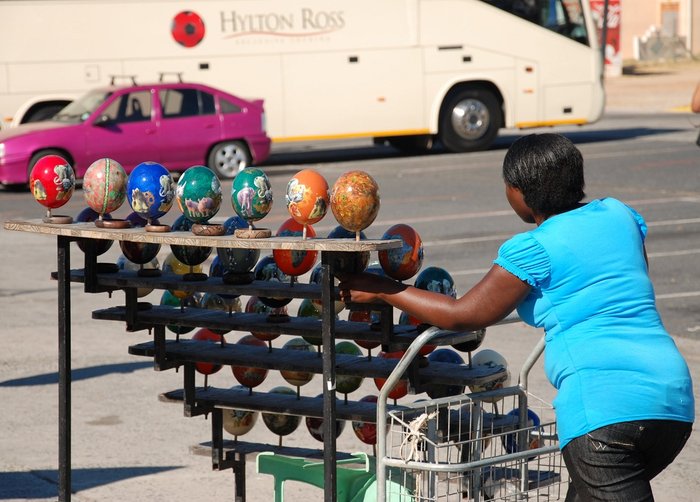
439, 88, 501, 153
207, 140, 252, 179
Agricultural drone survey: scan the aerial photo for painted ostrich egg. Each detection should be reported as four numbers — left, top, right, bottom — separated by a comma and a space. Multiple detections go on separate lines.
126, 161, 175, 221
231, 167, 273, 223
305, 394, 345, 443
176, 165, 222, 224
261, 386, 301, 437
285, 168, 329, 226
330, 171, 380, 233
378, 224, 424, 281
244, 296, 287, 342
231, 335, 269, 389
280, 338, 316, 388
83, 158, 127, 216
352, 395, 379, 445
29, 154, 75, 209
170, 215, 212, 266
254, 255, 292, 308
217, 216, 261, 274
414, 266, 456, 298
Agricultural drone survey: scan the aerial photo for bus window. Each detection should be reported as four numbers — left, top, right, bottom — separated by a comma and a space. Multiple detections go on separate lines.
480, 0, 589, 45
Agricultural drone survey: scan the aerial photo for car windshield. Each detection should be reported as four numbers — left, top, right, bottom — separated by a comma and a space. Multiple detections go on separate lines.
52, 89, 113, 123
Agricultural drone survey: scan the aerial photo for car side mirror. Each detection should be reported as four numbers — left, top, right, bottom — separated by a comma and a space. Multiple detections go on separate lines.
94, 115, 114, 127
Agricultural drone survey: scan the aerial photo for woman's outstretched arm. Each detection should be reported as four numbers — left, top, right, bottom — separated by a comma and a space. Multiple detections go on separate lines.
338, 265, 531, 331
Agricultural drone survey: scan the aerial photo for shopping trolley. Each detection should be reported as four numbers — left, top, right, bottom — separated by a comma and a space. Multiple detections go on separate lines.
376, 328, 568, 501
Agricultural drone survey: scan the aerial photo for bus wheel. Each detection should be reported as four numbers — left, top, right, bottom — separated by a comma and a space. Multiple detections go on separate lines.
439, 88, 501, 153
208, 141, 252, 179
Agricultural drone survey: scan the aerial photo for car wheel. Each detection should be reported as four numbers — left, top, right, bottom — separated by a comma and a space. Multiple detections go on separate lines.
28, 149, 70, 185
439, 88, 501, 153
208, 141, 252, 179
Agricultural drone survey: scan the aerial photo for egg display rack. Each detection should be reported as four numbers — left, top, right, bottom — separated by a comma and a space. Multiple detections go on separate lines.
3, 219, 508, 502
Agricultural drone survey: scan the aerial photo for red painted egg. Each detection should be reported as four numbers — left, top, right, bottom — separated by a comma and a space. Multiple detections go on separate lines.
347, 309, 381, 350
29, 154, 75, 209
244, 296, 287, 342
305, 393, 345, 442
373, 351, 409, 400
352, 395, 378, 445
191, 328, 225, 375
285, 169, 330, 226
272, 218, 318, 276
231, 335, 269, 388
330, 171, 380, 233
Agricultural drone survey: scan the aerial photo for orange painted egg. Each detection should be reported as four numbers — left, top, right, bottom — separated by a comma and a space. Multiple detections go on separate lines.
285, 168, 329, 226
191, 328, 225, 375
330, 171, 380, 233
231, 335, 269, 389
378, 224, 424, 281
373, 351, 409, 400
244, 296, 287, 342
351, 395, 378, 445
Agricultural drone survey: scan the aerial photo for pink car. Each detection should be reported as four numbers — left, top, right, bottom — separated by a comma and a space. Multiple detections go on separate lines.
0, 81, 271, 186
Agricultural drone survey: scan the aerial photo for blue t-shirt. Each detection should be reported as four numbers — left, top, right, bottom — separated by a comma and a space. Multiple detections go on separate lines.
494, 198, 694, 447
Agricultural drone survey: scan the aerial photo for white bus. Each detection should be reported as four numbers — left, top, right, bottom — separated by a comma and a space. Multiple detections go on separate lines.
0, 0, 605, 153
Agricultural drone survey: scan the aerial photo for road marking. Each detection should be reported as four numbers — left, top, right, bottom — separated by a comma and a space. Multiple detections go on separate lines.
657, 291, 700, 300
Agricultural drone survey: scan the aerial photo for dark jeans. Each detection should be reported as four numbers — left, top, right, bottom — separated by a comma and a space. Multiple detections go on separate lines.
562, 420, 692, 502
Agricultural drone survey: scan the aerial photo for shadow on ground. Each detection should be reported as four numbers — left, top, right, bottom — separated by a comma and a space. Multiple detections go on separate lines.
0, 466, 181, 499
0, 361, 152, 387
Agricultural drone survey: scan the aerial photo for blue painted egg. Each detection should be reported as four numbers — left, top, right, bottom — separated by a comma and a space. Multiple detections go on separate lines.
126, 162, 175, 222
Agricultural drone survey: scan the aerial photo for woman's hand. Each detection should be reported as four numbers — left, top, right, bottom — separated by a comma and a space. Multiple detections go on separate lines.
336, 272, 406, 304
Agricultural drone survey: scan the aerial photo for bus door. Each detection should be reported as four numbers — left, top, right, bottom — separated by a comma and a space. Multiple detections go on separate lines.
515, 60, 540, 126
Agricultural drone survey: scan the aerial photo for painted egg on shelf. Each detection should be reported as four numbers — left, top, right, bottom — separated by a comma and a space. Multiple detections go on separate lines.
272, 218, 318, 277
335, 341, 364, 395
352, 395, 379, 445
285, 168, 329, 227
468, 349, 511, 403
217, 216, 261, 277
231, 167, 273, 224
75, 208, 113, 255
309, 263, 345, 315
29, 154, 75, 220
330, 171, 380, 235
347, 309, 381, 350
120, 213, 161, 265
170, 215, 212, 266
261, 386, 302, 437
244, 296, 287, 342
83, 158, 128, 218
223, 396, 259, 438
327, 226, 370, 274
414, 266, 456, 298
373, 351, 409, 400
160, 290, 197, 335
426, 349, 465, 399
305, 393, 345, 442
231, 335, 269, 389
126, 161, 175, 224
453, 328, 486, 354
378, 224, 424, 281
280, 338, 316, 388
116, 255, 159, 297
254, 255, 292, 308
175, 165, 222, 224
191, 328, 226, 376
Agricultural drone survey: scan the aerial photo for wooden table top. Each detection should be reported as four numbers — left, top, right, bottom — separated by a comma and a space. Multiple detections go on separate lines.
4, 219, 400, 251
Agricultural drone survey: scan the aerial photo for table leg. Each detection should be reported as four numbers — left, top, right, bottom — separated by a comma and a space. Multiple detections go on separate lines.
57, 236, 72, 501
320, 253, 337, 501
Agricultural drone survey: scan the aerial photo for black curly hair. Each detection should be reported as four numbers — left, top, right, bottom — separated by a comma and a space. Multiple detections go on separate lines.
502, 133, 585, 215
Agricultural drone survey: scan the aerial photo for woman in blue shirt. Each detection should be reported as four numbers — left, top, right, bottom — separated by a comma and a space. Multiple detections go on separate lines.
338, 133, 694, 501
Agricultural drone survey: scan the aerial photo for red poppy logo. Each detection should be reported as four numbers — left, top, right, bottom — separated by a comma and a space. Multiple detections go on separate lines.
171, 11, 205, 48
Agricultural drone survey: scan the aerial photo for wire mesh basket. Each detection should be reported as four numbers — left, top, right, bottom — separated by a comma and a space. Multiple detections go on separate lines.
376, 331, 567, 501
